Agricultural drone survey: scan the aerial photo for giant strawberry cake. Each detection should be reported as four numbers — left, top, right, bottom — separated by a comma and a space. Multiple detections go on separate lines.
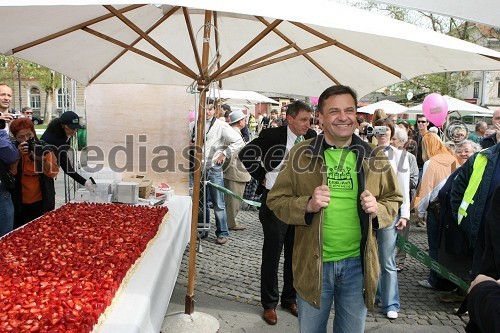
0, 202, 168, 333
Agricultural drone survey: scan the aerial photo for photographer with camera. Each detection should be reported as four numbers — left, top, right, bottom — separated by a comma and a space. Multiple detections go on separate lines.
9, 118, 59, 229
41, 111, 94, 193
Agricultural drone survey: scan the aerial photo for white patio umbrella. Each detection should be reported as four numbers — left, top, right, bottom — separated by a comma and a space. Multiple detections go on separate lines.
2, 0, 500, 321
406, 95, 494, 115
1, 1, 500, 98
357, 99, 408, 115
372, 0, 499, 28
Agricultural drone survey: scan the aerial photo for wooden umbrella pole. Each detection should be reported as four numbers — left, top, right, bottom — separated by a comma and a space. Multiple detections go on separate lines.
185, 9, 213, 316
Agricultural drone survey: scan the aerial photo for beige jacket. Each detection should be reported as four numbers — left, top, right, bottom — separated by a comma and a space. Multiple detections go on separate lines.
267, 135, 402, 310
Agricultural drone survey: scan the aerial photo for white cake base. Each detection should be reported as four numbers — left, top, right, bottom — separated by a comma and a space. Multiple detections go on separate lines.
163, 312, 220, 333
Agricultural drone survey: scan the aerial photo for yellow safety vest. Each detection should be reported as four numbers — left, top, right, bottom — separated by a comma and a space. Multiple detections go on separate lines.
457, 153, 488, 225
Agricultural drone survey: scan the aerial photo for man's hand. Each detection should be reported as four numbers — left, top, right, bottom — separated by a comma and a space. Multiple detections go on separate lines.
306, 185, 330, 213
0, 113, 13, 123
214, 154, 226, 165
395, 218, 407, 230
468, 274, 497, 293
360, 190, 378, 217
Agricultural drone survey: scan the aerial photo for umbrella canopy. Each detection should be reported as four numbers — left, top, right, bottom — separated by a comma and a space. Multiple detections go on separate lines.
372, 0, 499, 28
406, 95, 494, 115
357, 99, 408, 115
1, 0, 500, 98
208, 89, 279, 104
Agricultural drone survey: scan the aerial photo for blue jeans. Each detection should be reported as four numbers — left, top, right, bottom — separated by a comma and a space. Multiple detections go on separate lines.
297, 257, 366, 333
426, 209, 439, 287
0, 189, 14, 237
205, 165, 229, 238
376, 215, 400, 313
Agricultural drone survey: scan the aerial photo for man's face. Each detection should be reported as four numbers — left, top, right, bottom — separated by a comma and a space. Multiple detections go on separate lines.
281, 111, 286, 120
492, 110, 500, 126
205, 105, 215, 120
270, 113, 278, 120
319, 94, 357, 143
0, 86, 13, 111
287, 110, 311, 137
417, 117, 429, 132
22, 108, 33, 119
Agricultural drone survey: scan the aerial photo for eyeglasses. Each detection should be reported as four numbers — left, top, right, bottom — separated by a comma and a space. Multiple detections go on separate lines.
417, 120, 427, 124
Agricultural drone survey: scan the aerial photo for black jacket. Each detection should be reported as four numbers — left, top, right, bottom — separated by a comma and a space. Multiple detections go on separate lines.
238, 126, 317, 194
466, 184, 500, 333
479, 133, 497, 149
41, 130, 86, 186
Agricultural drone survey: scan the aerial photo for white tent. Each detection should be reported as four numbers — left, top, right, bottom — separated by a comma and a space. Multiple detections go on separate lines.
357, 100, 408, 115
406, 95, 494, 115
208, 89, 278, 104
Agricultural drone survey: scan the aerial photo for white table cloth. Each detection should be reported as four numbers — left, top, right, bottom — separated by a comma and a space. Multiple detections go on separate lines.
98, 195, 192, 333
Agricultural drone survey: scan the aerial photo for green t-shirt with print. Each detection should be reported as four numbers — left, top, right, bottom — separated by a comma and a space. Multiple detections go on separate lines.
323, 148, 361, 262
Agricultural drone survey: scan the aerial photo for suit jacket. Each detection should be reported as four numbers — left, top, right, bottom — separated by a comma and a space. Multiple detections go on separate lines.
238, 126, 317, 193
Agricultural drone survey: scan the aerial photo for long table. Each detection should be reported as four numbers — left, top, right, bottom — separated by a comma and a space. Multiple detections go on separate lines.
98, 195, 192, 333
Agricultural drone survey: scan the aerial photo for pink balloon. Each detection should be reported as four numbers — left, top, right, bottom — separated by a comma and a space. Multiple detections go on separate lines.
422, 93, 448, 127
188, 111, 196, 122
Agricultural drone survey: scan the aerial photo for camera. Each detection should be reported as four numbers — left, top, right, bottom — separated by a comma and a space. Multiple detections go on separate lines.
26, 137, 37, 153
366, 125, 387, 136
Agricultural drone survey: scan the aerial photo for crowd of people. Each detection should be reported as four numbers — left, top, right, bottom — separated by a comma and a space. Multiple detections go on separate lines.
0, 83, 94, 238
3, 79, 500, 332
191, 88, 500, 333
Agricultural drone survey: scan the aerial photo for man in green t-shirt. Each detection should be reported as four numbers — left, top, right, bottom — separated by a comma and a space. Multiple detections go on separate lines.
268, 85, 402, 333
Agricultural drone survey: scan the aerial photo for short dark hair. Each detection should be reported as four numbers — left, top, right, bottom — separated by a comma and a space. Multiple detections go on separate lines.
21, 107, 32, 113
416, 114, 427, 121
221, 104, 231, 112
286, 100, 312, 118
318, 85, 358, 114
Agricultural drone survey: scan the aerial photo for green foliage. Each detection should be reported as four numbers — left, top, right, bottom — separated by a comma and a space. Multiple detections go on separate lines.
0, 54, 61, 92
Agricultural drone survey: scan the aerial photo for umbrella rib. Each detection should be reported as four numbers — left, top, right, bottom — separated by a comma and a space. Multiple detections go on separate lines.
104, 5, 197, 79
89, 6, 182, 85
11, 5, 145, 54
182, 7, 203, 76
211, 19, 283, 79
291, 22, 403, 78
227, 44, 297, 74
217, 41, 335, 81
213, 11, 223, 89
82, 27, 196, 79
256, 17, 340, 85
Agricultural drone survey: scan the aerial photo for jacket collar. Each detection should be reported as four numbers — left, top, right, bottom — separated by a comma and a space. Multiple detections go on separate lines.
306, 134, 373, 159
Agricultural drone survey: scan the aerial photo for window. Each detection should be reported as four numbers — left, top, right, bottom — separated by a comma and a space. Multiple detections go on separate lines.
29, 87, 41, 109
57, 88, 69, 109
473, 81, 480, 98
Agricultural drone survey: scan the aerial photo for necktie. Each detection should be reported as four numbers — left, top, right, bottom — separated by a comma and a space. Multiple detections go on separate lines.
294, 135, 304, 145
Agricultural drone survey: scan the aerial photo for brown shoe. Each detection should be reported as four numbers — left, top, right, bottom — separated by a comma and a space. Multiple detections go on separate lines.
229, 224, 246, 231
216, 237, 227, 245
281, 303, 298, 317
263, 308, 277, 325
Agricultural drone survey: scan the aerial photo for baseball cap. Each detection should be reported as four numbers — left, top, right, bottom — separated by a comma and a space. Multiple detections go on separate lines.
60, 111, 83, 129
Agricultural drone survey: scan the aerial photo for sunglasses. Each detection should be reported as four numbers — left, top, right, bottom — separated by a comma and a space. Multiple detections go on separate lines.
417, 120, 427, 124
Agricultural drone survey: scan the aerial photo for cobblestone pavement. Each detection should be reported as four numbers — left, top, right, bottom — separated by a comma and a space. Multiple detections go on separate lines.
174, 209, 468, 333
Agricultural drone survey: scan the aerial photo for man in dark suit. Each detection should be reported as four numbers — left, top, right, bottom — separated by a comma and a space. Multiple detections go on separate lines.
239, 101, 317, 325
